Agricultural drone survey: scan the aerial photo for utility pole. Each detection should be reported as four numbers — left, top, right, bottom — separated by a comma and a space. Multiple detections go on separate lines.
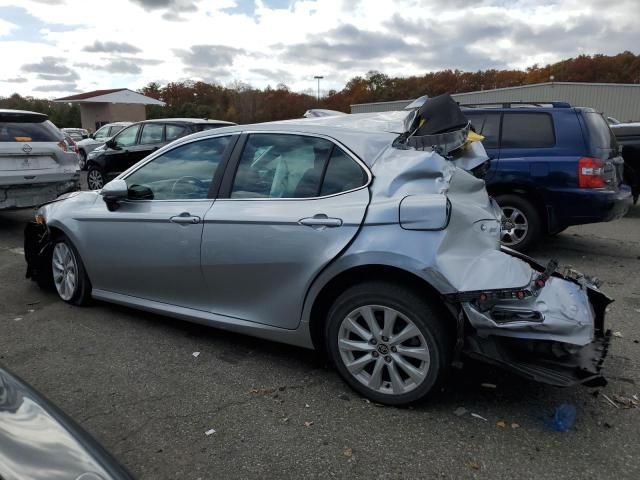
314, 75, 324, 104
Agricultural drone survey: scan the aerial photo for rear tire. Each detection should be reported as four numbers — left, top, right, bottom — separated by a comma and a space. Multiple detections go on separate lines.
495, 194, 542, 252
51, 236, 91, 306
325, 281, 451, 406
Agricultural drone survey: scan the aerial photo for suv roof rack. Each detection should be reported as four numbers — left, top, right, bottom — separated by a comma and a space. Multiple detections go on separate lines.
460, 101, 572, 109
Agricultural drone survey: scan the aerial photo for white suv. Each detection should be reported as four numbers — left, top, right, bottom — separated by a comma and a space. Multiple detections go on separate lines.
0, 109, 79, 210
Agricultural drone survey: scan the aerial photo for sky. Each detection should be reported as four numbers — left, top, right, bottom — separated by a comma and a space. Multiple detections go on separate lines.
0, 0, 638, 98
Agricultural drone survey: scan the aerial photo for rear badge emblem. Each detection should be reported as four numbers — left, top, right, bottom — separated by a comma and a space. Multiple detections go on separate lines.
22, 143, 32, 153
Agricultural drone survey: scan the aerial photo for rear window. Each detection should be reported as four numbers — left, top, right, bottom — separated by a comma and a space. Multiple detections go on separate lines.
0, 119, 63, 142
583, 112, 617, 153
166, 124, 187, 142
501, 113, 555, 148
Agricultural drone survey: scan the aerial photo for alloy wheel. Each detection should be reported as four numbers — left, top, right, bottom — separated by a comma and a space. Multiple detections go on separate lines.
337, 305, 431, 395
52, 242, 78, 301
87, 169, 104, 190
500, 206, 529, 246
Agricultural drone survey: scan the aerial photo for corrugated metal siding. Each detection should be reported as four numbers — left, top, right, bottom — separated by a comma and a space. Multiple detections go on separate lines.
351, 83, 640, 121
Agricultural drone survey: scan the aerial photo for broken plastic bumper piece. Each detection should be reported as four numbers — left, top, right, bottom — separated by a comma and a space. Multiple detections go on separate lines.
450, 248, 612, 387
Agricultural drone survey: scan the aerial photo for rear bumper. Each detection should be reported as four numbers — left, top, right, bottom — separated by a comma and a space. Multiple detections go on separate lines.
0, 174, 80, 210
460, 248, 613, 387
547, 185, 632, 229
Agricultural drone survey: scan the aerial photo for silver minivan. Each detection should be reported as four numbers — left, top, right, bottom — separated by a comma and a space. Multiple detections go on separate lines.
0, 109, 79, 210
24, 99, 612, 405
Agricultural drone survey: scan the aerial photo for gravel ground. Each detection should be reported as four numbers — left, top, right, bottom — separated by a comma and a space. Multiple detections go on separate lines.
1, 203, 639, 480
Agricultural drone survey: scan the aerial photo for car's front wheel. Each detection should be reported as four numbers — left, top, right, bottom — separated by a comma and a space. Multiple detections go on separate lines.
78, 150, 87, 170
87, 166, 105, 190
326, 282, 451, 406
51, 237, 91, 305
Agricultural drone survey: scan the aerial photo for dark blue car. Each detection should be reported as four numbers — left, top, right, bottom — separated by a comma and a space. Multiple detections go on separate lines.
463, 103, 632, 250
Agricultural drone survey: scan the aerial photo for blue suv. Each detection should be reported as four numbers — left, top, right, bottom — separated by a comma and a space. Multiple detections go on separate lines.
463, 102, 632, 251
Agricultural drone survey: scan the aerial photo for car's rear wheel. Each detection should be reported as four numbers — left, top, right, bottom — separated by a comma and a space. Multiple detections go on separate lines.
87, 166, 105, 190
51, 237, 91, 306
495, 194, 541, 251
78, 150, 87, 170
326, 282, 451, 406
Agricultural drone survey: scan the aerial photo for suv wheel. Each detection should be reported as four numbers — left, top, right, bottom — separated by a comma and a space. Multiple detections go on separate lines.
87, 166, 105, 190
326, 281, 450, 406
51, 236, 91, 305
495, 194, 541, 251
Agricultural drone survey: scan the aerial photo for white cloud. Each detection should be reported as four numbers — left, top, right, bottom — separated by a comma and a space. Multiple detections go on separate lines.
0, 17, 16, 37
0, 0, 638, 98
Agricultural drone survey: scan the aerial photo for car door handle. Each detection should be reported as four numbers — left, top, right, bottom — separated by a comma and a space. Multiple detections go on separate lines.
170, 212, 201, 225
299, 214, 342, 228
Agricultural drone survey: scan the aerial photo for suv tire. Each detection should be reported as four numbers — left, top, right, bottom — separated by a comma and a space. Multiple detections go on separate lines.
325, 281, 451, 406
495, 194, 541, 251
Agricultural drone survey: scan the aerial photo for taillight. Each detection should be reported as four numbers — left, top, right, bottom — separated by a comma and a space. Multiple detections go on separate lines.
57, 140, 67, 152
578, 157, 605, 188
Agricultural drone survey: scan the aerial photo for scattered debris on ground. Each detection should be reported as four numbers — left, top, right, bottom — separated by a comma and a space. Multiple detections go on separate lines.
471, 413, 488, 421
304, 421, 314, 428
204, 429, 216, 436
192, 352, 200, 358
453, 407, 468, 417
481, 383, 497, 389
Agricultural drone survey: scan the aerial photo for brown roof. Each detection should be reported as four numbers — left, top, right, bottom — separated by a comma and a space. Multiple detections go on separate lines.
54, 88, 128, 101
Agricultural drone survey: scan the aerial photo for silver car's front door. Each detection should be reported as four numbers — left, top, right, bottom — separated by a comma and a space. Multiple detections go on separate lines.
81, 135, 236, 309
201, 132, 371, 329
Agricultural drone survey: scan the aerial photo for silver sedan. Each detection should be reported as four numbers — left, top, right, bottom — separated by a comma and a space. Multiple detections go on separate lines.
25, 110, 611, 405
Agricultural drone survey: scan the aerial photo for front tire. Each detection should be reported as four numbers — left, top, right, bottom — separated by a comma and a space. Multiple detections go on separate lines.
87, 165, 105, 190
51, 237, 91, 306
325, 282, 451, 406
495, 194, 542, 251
79, 150, 87, 170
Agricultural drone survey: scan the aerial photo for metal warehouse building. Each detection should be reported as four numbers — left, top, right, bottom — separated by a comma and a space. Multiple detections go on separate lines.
351, 82, 640, 122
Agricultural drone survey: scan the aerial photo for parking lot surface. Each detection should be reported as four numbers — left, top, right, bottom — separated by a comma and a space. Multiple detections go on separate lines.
1, 204, 639, 480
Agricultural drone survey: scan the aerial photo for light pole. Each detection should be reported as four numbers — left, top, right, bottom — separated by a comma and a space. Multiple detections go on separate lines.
314, 75, 324, 104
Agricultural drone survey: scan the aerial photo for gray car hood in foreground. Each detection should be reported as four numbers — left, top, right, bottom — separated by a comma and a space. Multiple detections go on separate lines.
0, 367, 133, 480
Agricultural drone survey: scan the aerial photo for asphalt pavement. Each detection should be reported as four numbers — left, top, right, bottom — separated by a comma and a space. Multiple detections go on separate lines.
1, 203, 639, 480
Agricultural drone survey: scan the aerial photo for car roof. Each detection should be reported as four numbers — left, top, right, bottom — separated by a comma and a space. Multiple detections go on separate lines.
143, 118, 236, 125
0, 108, 47, 116
176, 112, 401, 164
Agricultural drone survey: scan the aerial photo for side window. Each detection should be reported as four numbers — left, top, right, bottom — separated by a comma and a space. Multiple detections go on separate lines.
320, 148, 367, 195
93, 126, 109, 141
108, 125, 125, 137
166, 124, 187, 142
467, 113, 501, 149
114, 124, 141, 148
124, 136, 231, 200
231, 134, 333, 199
501, 113, 555, 148
140, 123, 164, 145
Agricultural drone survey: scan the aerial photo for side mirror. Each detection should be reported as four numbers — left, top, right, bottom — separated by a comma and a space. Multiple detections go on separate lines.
105, 139, 117, 149
100, 179, 128, 205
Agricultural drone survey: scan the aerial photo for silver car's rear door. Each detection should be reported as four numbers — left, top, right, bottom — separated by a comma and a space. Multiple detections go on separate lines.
201, 132, 371, 329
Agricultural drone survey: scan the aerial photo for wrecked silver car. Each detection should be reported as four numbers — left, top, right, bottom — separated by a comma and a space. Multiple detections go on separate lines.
0, 366, 134, 480
24, 95, 611, 405
1, 109, 80, 210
